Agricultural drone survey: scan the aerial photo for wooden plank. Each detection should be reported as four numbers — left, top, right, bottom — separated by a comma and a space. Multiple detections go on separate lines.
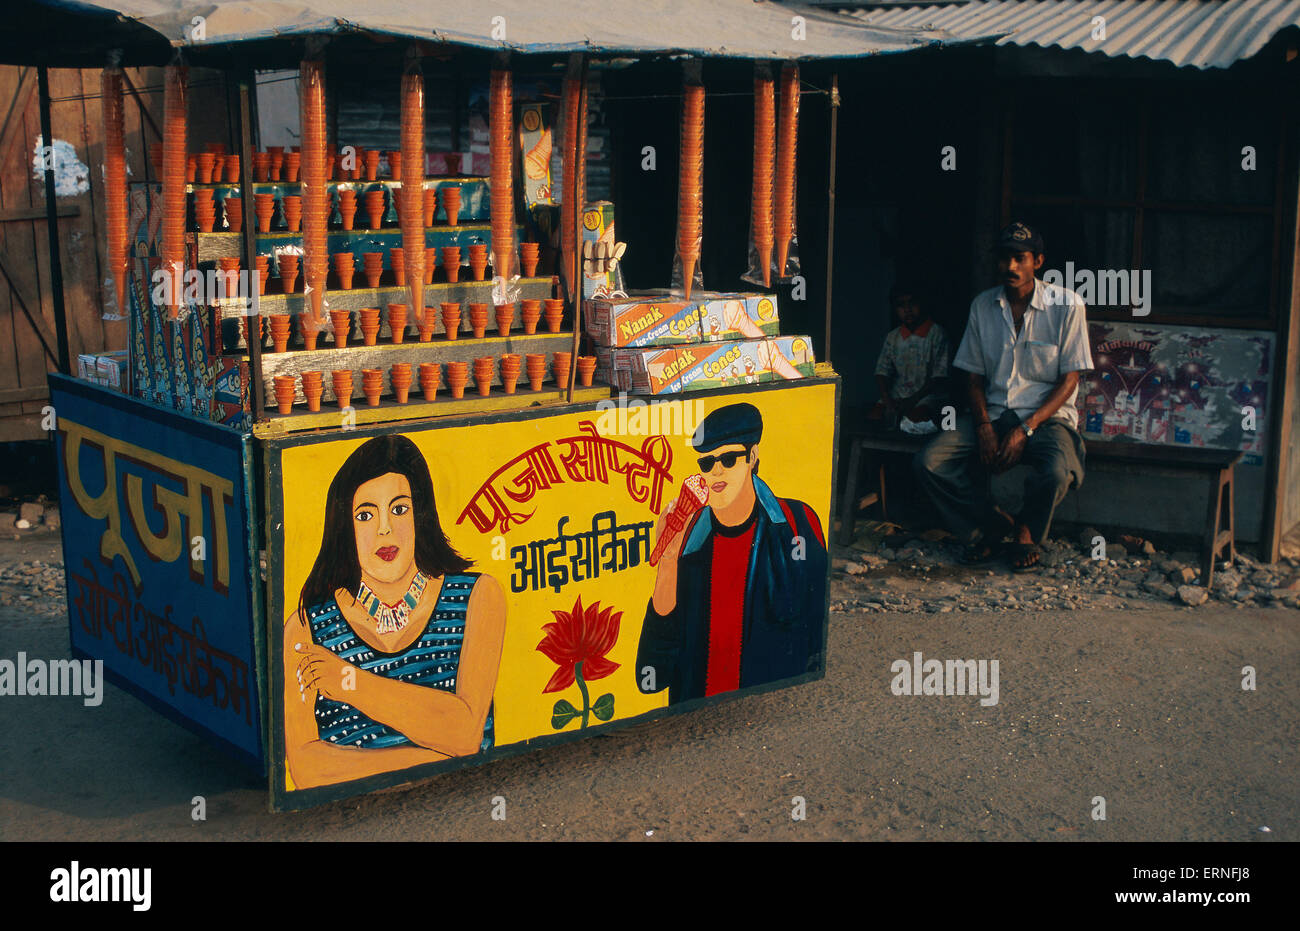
0, 411, 47, 442
0, 67, 29, 397
0, 204, 79, 221
0, 384, 48, 404
7, 64, 49, 408
252, 384, 612, 437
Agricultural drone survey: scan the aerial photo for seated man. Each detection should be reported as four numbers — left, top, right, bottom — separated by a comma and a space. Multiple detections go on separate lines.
913, 222, 1093, 571
870, 282, 950, 426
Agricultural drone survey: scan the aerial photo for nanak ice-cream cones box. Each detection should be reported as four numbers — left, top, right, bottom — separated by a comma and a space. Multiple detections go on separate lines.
677, 340, 769, 391
604, 345, 693, 394
604, 336, 816, 396
694, 292, 782, 341
584, 291, 705, 347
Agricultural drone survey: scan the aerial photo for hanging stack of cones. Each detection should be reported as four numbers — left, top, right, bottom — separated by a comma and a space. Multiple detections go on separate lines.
400, 62, 426, 329
559, 71, 581, 303
161, 64, 188, 319
300, 59, 330, 349
751, 67, 775, 288
774, 63, 799, 280
676, 80, 705, 300
490, 68, 515, 282
101, 67, 128, 319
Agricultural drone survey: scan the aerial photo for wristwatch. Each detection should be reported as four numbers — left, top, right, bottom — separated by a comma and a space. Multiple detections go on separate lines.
1021, 423, 1034, 437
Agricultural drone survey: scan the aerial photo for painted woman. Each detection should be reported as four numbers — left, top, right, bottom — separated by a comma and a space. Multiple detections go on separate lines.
284, 434, 506, 790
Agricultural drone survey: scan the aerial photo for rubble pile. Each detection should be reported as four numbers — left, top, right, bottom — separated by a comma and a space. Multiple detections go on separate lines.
831, 525, 1300, 614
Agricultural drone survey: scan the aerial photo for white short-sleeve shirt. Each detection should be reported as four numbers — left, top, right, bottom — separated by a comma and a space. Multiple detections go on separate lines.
951, 278, 1094, 429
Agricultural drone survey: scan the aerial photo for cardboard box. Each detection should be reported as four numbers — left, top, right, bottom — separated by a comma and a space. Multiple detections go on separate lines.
604, 345, 695, 395
607, 337, 816, 396
581, 201, 618, 299
585, 291, 705, 348
694, 292, 781, 341
78, 350, 128, 390
764, 336, 816, 379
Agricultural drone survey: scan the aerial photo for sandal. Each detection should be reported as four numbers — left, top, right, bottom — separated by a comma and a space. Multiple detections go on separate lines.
1007, 542, 1042, 572
960, 540, 1000, 565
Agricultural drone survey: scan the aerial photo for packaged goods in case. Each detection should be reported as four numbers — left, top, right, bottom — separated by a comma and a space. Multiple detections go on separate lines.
584, 292, 705, 348
603, 337, 815, 396
695, 292, 781, 341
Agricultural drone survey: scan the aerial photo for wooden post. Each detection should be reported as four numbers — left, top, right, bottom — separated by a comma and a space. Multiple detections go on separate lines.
566, 55, 587, 403
36, 64, 70, 375
235, 62, 265, 421
824, 72, 838, 365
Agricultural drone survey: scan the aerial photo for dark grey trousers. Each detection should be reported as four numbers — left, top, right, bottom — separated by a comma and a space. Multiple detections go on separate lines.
912, 411, 1086, 544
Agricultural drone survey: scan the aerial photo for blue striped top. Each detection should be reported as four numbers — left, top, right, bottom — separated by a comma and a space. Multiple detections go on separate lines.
306, 571, 494, 752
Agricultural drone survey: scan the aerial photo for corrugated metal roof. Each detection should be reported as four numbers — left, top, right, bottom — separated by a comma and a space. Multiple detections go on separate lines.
841, 0, 1300, 69
9, 0, 973, 63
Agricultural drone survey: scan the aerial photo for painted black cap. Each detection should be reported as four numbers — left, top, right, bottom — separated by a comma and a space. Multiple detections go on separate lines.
690, 402, 763, 452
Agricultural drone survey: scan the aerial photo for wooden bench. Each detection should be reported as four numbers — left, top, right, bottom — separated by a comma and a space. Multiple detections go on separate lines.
838, 425, 1242, 587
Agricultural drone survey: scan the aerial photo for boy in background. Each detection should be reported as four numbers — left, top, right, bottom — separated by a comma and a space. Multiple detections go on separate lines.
871, 283, 950, 426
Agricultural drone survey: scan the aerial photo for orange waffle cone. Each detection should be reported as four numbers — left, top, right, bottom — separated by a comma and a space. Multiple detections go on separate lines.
102, 69, 129, 319
273, 375, 296, 414
490, 69, 516, 281
387, 304, 407, 343
162, 65, 188, 318
753, 70, 776, 287
401, 67, 426, 341
677, 81, 705, 301
300, 371, 323, 411
331, 370, 353, 409
775, 63, 799, 278
301, 59, 330, 329
391, 362, 412, 403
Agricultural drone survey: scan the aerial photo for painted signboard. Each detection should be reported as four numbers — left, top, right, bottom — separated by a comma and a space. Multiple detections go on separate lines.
1078, 322, 1275, 466
50, 375, 264, 766
265, 378, 838, 809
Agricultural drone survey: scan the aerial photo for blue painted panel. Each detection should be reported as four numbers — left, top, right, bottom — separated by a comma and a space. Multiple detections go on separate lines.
50, 375, 263, 765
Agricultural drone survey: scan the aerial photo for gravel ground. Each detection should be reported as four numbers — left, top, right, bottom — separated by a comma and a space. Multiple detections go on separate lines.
0, 525, 1294, 841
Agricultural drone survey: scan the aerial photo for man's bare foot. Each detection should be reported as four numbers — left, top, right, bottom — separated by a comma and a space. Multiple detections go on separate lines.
1007, 523, 1040, 571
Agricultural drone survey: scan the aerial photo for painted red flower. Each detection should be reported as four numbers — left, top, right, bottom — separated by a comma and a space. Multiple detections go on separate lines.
537, 595, 621, 694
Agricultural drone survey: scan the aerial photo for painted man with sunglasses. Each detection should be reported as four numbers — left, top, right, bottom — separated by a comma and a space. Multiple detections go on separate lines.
636, 402, 828, 706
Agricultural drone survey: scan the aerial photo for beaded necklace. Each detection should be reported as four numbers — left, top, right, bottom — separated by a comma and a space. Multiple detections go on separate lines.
357, 570, 427, 634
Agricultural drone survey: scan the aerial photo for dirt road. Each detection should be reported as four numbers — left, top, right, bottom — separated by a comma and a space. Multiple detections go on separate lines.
1, 541, 1294, 840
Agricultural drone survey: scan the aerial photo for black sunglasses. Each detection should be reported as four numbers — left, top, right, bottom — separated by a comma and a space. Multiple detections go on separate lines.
697, 448, 750, 472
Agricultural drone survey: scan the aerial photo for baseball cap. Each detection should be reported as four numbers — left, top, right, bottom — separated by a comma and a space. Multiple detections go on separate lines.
996, 221, 1044, 256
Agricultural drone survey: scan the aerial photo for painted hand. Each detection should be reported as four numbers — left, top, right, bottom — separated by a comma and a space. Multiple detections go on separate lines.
295, 642, 353, 703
